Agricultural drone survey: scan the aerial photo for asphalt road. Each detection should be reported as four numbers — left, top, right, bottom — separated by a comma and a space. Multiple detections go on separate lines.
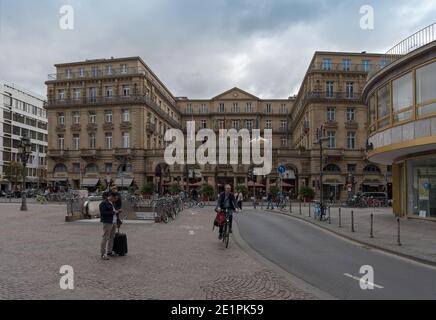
235, 209, 436, 299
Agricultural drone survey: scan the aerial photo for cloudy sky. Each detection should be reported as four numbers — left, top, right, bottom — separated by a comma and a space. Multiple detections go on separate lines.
0, 0, 435, 99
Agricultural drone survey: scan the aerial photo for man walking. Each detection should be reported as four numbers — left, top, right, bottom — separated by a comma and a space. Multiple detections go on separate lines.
100, 191, 118, 260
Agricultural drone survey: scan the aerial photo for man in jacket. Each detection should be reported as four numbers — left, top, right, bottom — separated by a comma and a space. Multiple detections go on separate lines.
216, 184, 238, 239
100, 191, 118, 260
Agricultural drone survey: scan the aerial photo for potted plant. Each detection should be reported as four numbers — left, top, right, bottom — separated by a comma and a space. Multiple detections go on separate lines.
141, 182, 155, 196
201, 183, 214, 201
299, 186, 315, 203
169, 183, 181, 195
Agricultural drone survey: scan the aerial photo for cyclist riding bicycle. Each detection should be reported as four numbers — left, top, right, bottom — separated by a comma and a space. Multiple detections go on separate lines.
216, 184, 238, 240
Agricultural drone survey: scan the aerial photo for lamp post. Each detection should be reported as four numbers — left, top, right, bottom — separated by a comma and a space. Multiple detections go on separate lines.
18, 136, 32, 211
315, 125, 328, 216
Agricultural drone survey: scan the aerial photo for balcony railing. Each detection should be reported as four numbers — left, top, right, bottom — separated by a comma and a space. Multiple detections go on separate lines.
304, 91, 362, 101
46, 95, 181, 129
81, 149, 101, 159
310, 62, 375, 73
47, 67, 147, 81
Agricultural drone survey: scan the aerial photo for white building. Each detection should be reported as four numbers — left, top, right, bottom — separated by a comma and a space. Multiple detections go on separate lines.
0, 82, 48, 192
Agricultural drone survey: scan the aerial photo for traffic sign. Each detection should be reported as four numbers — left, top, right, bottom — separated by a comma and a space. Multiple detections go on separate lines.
278, 165, 286, 174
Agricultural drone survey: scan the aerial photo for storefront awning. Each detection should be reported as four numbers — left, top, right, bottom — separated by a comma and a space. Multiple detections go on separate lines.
48, 178, 68, 182
81, 178, 100, 187
362, 182, 384, 187
114, 178, 134, 187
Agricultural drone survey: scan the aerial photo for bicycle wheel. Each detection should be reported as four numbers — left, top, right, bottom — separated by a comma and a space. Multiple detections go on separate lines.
198, 201, 205, 208
224, 225, 230, 248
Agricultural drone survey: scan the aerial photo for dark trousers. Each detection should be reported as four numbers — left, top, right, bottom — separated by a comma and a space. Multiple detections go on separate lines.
238, 201, 242, 210
219, 212, 233, 234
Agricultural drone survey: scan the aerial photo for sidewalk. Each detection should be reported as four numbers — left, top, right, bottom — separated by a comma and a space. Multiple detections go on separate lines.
264, 203, 436, 266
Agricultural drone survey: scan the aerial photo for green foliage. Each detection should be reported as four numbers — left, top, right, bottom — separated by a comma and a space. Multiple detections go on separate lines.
201, 183, 215, 200
299, 186, 315, 201
141, 182, 155, 195
169, 183, 181, 194
235, 185, 248, 197
4, 161, 24, 188
269, 186, 281, 196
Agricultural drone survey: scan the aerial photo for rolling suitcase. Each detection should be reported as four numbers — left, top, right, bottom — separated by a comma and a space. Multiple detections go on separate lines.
113, 227, 128, 256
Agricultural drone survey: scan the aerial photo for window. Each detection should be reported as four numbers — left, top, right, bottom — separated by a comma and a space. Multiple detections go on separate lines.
200, 120, 207, 129
232, 120, 240, 129
122, 85, 130, 96
343, 59, 352, 71
79, 68, 85, 77
200, 104, 208, 114
89, 112, 96, 123
392, 72, 413, 122
73, 88, 81, 100
106, 65, 113, 75
281, 120, 287, 131
186, 104, 193, 114
347, 108, 355, 121
322, 59, 332, 70
327, 107, 336, 121
361, 60, 370, 72
72, 111, 80, 124
327, 131, 336, 148
219, 103, 225, 113
66, 69, 72, 79
72, 135, 80, 150
91, 67, 99, 77
324, 164, 341, 172
105, 86, 113, 98
266, 104, 272, 114
347, 132, 356, 149
246, 103, 253, 113
105, 133, 113, 149
416, 61, 436, 116
265, 120, 272, 129
281, 137, 288, 147
232, 103, 239, 113
280, 104, 288, 114
89, 133, 96, 149
85, 164, 98, 174
377, 84, 391, 129
346, 82, 354, 98
245, 120, 253, 130
217, 120, 225, 130
122, 109, 130, 122
369, 94, 376, 130
54, 163, 67, 174
326, 81, 334, 98
89, 87, 97, 102
105, 111, 113, 123
58, 89, 65, 100
122, 132, 130, 148
121, 64, 128, 74
58, 113, 65, 125
363, 165, 381, 173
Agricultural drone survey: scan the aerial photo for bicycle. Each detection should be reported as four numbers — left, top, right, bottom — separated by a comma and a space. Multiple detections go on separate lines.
221, 209, 231, 248
36, 194, 47, 204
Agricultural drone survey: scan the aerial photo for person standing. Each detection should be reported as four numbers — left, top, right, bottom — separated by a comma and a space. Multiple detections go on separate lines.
237, 191, 244, 210
267, 192, 274, 210
100, 192, 118, 260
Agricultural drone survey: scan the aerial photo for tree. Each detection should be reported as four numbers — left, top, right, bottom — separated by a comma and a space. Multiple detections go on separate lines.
4, 161, 24, 190
269, 186, 281, 197
141, 182, 155, 195
235, 185, 248, 197
169, 183, 181, 195
299, 186, 315, 202
201, 183, 214, 201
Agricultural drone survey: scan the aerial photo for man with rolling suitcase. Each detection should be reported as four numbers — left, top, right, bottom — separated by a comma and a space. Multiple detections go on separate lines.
100, 191, 118, 260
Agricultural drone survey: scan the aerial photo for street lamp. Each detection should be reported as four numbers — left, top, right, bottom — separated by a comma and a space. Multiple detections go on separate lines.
315, 125, 328, 216
18, 136, 32, 211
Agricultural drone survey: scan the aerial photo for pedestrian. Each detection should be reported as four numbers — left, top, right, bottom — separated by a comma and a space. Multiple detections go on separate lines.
100, 191, 119, 260
267, 192, 274, 210
237, 191, 244, 211
329, 191, 334, 204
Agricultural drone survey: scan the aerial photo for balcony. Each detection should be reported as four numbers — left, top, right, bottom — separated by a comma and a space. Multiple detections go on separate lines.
120, 121, 132, 130
87, 123, 98, 132
48, 149, 69, 160
113, 148, 133, 158
56, 124, 66, 132
103, 123, 114, 131
70, 124, 81, 132
146, 122, 156, 133
80, 149, 101, 160
324, 120, 338, 129
324, 148, 345, 159
46, 95, 181, 129
345, 120, 358, 129
278, 127, 289, 134
304, 91, 362, 102
47, 66, 147, 81
309, 62, 375, 73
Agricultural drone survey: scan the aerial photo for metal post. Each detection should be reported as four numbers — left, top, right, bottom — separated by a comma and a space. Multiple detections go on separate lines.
289, 198, 292, 214
397, 217, 402, 246
338, 207, 342, 228
299, 201, 302, 215
351, 210, 355, 233
308, 202, 311, 217
328, 205, 331, 224
370, 213, 374, 238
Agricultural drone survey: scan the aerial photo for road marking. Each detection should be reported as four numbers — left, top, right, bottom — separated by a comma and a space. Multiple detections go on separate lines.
189, 230, 195, 236
343, 273, 384, 289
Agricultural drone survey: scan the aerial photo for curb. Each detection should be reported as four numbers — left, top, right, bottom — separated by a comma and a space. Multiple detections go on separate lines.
264, 209, 436, 269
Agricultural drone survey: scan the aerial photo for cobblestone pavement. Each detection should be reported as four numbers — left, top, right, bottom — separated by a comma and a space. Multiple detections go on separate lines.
266, 203, 436, 265
0, 204, 314, 300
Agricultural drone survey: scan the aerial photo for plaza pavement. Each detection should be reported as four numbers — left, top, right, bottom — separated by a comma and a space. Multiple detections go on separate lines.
0, 203, 314, 300
264, 203, 436, 266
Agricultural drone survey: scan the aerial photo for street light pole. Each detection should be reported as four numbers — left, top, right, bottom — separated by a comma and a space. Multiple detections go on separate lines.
316, 126, 328, 216
18, 136, 32, 211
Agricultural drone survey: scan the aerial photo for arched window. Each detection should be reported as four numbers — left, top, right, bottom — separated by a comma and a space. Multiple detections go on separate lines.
118, 164, 132, 174
85, 163, 98, 174
363, 165, 381, 173
323, 164, 341, 173
54, 163, 67, 173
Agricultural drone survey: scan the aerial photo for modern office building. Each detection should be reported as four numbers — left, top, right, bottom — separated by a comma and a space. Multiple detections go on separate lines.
0, 82, 48, 192
364, 24, 436, 219
45, 52, 392, 199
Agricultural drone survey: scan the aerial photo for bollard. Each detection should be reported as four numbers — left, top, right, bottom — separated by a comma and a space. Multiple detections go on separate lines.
308, 202, 311, 217
370, 213, 374, 238
289, 199, 293, 214
328, 206, 331, 224
299, 201, 302, 215
397, 217, 402, 246
351, 210, 355, 232
338, 207, 342, 228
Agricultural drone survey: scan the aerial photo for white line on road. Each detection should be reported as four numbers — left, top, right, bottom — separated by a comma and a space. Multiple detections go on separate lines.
189, 230, 195, 236
343, 273, 384, 289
